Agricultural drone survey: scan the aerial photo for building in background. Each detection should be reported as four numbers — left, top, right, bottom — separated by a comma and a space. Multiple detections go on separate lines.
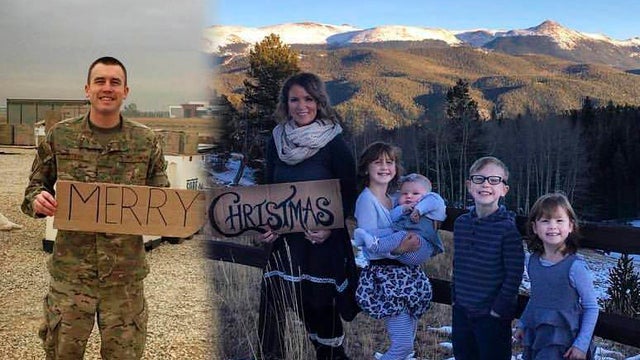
169, 105, 185, 118
1, 99, 89, 146
6, 98, 88, 125
169, 101, 210, 118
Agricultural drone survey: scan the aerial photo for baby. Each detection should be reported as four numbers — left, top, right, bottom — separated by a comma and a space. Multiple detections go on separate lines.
354, 173, 446, 266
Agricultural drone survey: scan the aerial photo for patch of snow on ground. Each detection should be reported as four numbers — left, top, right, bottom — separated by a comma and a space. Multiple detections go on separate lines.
595, 347, 626, 359
207, 153, 255, 186
427, 326, 452, 335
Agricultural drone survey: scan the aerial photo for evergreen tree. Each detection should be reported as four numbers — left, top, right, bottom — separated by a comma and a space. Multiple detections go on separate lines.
446, 79, 479, 123
213, 94, 241, 152
445, 79, 484, 205
581, 96, 595, 127
600, 253, 640, 318
243, 33, 300, 135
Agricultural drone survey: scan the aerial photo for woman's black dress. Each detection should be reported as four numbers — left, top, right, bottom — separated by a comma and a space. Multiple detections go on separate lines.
258, 133, 359, 359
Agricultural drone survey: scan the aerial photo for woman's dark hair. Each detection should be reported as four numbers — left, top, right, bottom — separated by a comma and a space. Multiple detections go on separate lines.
526, 192, 580, 255
357, 141, 403, 193
274, 72, 342, 124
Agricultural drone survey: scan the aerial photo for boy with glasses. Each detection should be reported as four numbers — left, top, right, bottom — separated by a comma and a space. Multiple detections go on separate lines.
451, 156, 524, 360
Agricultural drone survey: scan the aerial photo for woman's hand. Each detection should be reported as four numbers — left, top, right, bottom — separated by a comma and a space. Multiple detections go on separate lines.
305, 229, 331, 245
256, 226, 279, 243
392, 232, 420, 254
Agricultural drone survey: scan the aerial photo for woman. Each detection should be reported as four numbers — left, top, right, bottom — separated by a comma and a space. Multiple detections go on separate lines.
258, 72, 358, 360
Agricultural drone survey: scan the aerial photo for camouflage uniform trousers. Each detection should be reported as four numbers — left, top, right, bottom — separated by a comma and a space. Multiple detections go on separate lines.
39, 277, 147, 360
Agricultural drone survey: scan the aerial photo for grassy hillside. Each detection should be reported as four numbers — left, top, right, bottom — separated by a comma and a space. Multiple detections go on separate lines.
213, 44, 640, 129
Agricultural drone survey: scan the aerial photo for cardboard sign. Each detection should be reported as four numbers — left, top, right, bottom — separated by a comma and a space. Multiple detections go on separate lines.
53, 181, 206, 237
208, 179, 344, 237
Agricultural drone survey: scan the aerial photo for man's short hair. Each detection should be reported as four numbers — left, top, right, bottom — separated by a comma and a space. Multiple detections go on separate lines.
87, 56, 127, 85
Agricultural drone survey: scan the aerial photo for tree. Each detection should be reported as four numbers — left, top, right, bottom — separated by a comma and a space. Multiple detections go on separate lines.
243, 33, 300, 135
213, 94, 241, 152
445, 79, 483, 205
600, 253, 640, 318
122, 103, 140, 117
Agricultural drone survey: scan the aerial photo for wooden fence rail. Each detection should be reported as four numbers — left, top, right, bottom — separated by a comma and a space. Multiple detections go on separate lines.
208, 207, 640, 347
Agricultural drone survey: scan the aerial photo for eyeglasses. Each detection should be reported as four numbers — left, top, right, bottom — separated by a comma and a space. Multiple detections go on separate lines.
469, 175, 507, 185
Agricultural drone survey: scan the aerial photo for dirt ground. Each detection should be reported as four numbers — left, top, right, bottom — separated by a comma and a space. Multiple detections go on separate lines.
0, 147, 218, 359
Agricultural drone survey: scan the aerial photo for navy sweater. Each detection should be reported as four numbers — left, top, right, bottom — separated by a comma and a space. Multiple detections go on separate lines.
452, 205, 524, 319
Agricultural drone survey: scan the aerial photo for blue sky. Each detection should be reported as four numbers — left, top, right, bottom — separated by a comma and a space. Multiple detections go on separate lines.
207, 0, 640, 40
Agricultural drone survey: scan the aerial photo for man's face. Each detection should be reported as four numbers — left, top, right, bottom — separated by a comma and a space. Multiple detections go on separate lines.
85, 63, 129, 116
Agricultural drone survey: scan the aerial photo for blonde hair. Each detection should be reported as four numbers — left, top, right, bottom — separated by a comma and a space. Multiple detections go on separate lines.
469, 156, 510, 183
399, 173, 432, 193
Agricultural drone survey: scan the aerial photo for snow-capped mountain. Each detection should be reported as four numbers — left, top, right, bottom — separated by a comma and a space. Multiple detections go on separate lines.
476, 20, 640, 69
205, 20, 639, 53
205, 20, 640, 69
205, 22, 463, 53
203, 22, 360, 53
453, 20, 636, 50
502, 20, 596, 49
615, 37, 640, 47
453, 29, 504, 47
331, 25, 461, 45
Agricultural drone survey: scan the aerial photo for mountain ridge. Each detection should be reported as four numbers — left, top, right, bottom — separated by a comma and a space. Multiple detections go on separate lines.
205, 20, 640, 70
205, 20, 640, 49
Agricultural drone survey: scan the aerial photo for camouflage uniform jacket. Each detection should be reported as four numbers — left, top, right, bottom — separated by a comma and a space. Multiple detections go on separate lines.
22, 113, 170, 286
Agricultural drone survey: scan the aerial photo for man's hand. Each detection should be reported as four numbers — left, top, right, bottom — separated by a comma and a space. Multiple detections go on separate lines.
392, 232, 420, 254
33, 191, 57, 217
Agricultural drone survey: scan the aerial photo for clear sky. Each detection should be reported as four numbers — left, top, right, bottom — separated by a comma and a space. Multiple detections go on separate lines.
1, 1, 209, 111
207, 0, 640, 40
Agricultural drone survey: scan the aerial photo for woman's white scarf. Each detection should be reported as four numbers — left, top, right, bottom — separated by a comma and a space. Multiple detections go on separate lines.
272, 119, 343, 165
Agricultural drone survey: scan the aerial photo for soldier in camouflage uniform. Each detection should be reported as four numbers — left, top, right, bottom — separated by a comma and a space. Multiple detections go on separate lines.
22, 56, 170, 359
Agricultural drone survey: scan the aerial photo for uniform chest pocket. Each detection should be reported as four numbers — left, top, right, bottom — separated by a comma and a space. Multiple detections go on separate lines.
56, 151, 98, 182
112, 155, 149, 185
